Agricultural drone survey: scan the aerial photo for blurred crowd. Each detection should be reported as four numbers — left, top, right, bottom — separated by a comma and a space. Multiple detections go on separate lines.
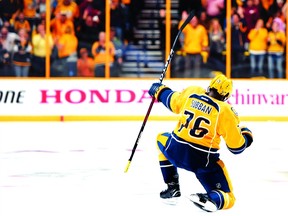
0, 0, 143, 77
172, 0, 287, 78
0, 0, 287, 78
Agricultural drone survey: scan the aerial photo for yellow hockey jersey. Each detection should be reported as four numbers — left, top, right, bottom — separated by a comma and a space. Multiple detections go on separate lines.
161, 86, 246, 153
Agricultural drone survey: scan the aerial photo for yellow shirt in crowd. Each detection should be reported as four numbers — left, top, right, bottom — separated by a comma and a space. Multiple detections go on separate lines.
32, 34, 54, 57
178, 20, 208, 54
91, 41, 115, 65
248, 28, 268, 52
57, 33, 78, 58
267, 31, 286, 53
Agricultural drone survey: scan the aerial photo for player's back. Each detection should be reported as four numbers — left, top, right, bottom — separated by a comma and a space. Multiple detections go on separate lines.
171, 86, 230, 150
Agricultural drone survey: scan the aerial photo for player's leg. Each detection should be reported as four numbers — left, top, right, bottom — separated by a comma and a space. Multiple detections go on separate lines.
156, 132, 181, 200
189, 159, 236, 212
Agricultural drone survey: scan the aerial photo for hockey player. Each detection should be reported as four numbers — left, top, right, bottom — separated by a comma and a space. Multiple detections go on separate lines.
148, 74, 253, 212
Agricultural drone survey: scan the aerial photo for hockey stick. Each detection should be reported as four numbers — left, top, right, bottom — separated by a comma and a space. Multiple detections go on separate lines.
124, 10, 195, 173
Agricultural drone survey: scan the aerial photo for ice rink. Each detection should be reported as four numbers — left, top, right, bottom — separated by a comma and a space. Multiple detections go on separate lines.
1, 120, 288, 216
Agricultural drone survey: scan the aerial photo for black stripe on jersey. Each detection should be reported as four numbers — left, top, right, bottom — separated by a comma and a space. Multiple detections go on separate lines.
189, 94, 220, 112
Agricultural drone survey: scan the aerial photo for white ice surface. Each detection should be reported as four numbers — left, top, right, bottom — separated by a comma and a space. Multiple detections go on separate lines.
0, 121, 288, 216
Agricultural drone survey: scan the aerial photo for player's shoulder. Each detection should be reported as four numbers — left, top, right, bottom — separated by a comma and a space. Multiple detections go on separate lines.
179, 86, 205, 97
219, 102, 239, 118
184, 86, 206, 94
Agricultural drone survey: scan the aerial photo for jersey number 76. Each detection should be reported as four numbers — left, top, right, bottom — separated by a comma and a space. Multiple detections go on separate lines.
178, 110, 211, 138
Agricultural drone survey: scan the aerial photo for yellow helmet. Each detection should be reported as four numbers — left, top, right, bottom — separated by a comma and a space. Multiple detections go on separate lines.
208, 74, 233, 101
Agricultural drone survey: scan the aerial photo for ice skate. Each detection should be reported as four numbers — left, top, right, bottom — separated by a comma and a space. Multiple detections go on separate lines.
188, 193, 218, 212
160, 182, 181, 205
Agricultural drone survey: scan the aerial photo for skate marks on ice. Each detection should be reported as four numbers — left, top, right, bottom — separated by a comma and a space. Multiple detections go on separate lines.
0, 121, 288, 216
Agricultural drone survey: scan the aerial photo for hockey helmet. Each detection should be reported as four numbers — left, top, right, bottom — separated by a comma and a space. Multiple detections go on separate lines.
208, 74, 233, 101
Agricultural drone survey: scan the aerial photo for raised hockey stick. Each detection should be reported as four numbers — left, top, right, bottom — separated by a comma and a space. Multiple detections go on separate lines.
124, 10, 195, 173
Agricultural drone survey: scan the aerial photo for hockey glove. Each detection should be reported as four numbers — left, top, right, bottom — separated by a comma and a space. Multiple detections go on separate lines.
148, 83, 170, 101
240, 127, 253, 148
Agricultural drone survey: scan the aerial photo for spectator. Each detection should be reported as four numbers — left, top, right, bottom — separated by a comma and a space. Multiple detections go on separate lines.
56, 25, 78, 59
34, 12, 46, 31
110, 27, 123, 63
203, 0, 225, 21
77, 47, 95, 77
31, 23, 54, 77
0, 26, 19, 53
267, 20, 286, 78
53, 0, 80, 22
0, 0, 23, 24
34, 0, 50, 27
51, 25, 78, 77
78, 0, 102, 22
259, 0, 278, 27
110, 27, 124, 76
235, 5, 249, 50
242, 0, 260, 41
178, 15, 209, 78
78, 0, 104, 33
198, 10, 210, 30
50, 11, 75, 40
13, 11, 31, 35
37, 0, 47, 15
0, 35, 12, 76
76, 14, 102, 51
110, 0, 127, 42
247, 18, 268, 76
21, 0, 39, 29
91, 31, 116, 77
207, 18, 226, 74
230, 13, 247, 69
0, 26, 18, 76
265, 0, 286, 31
2, 19, 16, 33
270, 16, 285, 32
12, 28, 32, 77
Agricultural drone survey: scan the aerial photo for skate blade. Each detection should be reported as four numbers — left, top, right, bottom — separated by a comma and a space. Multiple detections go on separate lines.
187, 195, 218, 212
161, 197, 180, 205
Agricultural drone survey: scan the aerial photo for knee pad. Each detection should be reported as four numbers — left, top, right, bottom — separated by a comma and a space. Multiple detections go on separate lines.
222, 191, 236, 209
156, 132, 170, 161
209, 190, 236, 210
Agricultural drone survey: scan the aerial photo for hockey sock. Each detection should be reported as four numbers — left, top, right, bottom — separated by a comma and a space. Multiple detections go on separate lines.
159, 160, 179, 184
